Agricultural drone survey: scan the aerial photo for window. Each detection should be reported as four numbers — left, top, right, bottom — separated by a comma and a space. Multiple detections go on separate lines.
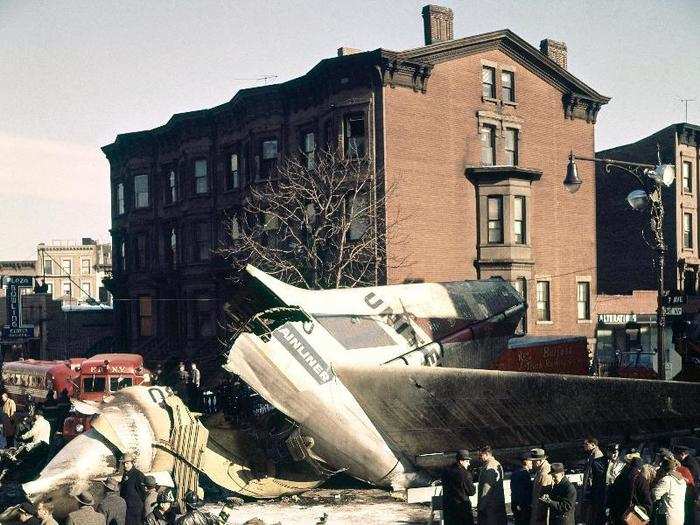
514, 196, 526, 244
192, 297, 214, 338
62, 280, 71, 297
487, 196, 503, 244
262, 213, 279, 248
536, 281, 551, 321
683, 161, 693, 193
134, 174, 149, 208
194, 159, 208, 194
683, 213, 693, 249
302, 132, 316, 170
482, 66, 495, 98
501, 70, 515, 102
192, 222, 211, 262
43, 259, 52, 276
135, 234, 147, 270
139, 295, 153, 337
257, 139, 278, 180
480, 125, 496, 165
166, 170, 177, 204
119, 240, 126, 272
81, 259, 91, 274
169, 228, 177, 268
45, 283, 53, 295
577, 281, 590, 320
83, 377, 106, 393
324, 120, 336, 150
348, 194, 370, 240
116, 183, 125, 215
505, 128, 518, 166
229, 217, 241, 240
81, 282, 91, 300
110, 377, 133, 392
62, 259, 72, 275
228, 153, 239, 190
343, 113, 366, 159
513, 277, 527, 333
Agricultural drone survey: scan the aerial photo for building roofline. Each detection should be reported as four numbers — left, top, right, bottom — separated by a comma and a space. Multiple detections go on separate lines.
103, 29, 609, 156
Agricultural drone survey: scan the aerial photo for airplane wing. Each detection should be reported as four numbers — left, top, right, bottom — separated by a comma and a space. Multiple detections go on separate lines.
333, 364, 700, 458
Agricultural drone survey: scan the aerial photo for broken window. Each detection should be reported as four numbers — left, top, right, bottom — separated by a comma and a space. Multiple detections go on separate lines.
343, 113, 366, 159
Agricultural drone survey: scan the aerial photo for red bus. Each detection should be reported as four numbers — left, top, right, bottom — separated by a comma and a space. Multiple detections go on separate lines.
1, 359, 84, 409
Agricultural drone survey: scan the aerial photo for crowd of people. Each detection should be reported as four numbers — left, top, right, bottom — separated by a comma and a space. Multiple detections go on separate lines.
441, 438, 700, 525
13, 453, 221, 525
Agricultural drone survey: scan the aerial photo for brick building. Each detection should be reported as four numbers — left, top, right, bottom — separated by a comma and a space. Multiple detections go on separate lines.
102, 5, 609, 366
594, 123, 700, 372
37, 239, 112, 306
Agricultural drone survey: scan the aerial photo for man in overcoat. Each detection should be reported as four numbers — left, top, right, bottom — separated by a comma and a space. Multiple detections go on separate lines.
119, 453, 146, 525
441, 449, 476, 525
539, 463, 576, 525
97, 476, 126, 525
477, 445, 507, 525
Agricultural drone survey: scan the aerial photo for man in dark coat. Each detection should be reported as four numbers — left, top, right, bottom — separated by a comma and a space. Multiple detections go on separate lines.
97, 477, 127, 525
145, 490, 177, 525
175, 491, 218, 525
511, 453, 534, 525
539, 463, 576, 525
441, 449, 476, 525
607, 453, 653, 525
65, 491, 106, 525
119, 453, 146, 525
676, 447, 700, 488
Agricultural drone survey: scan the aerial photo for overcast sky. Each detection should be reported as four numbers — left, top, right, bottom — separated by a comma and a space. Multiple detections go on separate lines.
1, 0, 699, 260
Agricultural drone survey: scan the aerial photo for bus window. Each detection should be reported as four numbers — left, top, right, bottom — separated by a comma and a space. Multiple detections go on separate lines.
109, 377, 133, 392
83, 376, 106, 393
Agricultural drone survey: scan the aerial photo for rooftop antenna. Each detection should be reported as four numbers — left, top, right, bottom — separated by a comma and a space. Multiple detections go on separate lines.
680, 98, 695, 123
260, 75, 278, 85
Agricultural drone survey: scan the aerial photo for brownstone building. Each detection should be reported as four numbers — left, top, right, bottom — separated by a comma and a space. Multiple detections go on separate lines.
102, 5, 609, 366
594, 123, 700, 372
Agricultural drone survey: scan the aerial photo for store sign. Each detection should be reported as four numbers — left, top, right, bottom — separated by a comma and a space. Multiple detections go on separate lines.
662, 292, 686, 307
662, 306, 683, 316
2, 276, 35, 339
598, 313, 637, 325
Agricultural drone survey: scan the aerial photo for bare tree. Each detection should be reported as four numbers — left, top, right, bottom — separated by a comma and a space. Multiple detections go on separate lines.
218, 149, 408, 290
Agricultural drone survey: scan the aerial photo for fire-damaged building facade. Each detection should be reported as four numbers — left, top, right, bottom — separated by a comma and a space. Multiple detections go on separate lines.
102, 5, 609, 369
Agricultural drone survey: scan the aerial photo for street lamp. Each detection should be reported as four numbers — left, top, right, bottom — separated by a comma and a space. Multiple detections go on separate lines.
564, 150, 676, 380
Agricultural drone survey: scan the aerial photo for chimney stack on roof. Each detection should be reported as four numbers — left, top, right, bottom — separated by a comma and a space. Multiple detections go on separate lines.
337, 47, 361, 57
422, 5, 454, 45
539, 39, 568, 69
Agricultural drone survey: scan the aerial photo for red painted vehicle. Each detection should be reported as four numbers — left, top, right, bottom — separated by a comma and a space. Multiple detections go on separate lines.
62, 354, 151, 439
1, 358, 84, 409
494, 335, 590, 375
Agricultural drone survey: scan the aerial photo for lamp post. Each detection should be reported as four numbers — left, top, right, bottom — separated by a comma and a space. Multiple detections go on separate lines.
564, 151, 676, 380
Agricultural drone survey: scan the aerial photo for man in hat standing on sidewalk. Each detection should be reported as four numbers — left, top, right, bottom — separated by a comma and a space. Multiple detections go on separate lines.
176, 491, 218, 525
145, 490, 177, 525
441, 449, 476, 525
66, 491, 106, 525
539, 463, 576, 525
119, 453, 146, 525
529, 448, 554, 525
98, 476, 126, 525
511, 453, 534, 525
477, 445, 507, 525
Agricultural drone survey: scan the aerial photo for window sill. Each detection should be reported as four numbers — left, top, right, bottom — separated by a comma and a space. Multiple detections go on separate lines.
503, 100, 518, 107
536, 320, 553, 325
133, 206, 151, 211
482, 96, 499, 104
682, 190, 694, 196
577, 319, 592, 324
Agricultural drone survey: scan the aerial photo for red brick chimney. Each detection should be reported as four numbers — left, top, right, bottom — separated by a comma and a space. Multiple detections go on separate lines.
539, 39, 567, 69
422, 5, 454, 45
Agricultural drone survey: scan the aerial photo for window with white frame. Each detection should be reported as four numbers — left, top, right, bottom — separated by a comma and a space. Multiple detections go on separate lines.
81, 282, 91, 300
228, 153, 239, 190
501, 70, 515, 102
480, 125, 496, 166
116, 183, 125, 214
514, 196, 526, 244
505, 128, 518, 166
577, 281, 590, 320
482, 66, 495, 98
62, 280, 71, 297
62, 259, 72, 275
683, 161, 693, 193
167, 170, 177, 204
81, 259, 91, 274
683, 213, 693, 249
302, 132, 316, 169
487, 196, 503, 244
536, 280, 551, 321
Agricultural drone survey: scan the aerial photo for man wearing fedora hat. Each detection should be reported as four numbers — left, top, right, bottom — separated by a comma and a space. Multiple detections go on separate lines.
97, 477, 126, 525
538, 463, 576, 525
119, 452, 146, 525
142, 475, 160, 520
441, 449, 476, 525
528, 448, 554, 525
65, 490, 106, 525
511, 453, 534, 525
176, 490, 218, 525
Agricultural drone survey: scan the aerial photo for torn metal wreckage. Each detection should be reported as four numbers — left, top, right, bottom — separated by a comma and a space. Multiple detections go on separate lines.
5, 266, 700, 519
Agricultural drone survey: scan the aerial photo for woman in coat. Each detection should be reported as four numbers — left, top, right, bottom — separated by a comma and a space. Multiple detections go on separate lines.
608, 455, 653, 525
652, 457, 687, 525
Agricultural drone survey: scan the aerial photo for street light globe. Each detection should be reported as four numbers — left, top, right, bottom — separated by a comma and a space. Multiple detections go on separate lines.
652, 164, 676, 187
627, 189, 649, 211
564, 157, 582, 193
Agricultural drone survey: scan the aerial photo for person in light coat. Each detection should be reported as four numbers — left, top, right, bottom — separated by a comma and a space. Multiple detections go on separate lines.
477, 445, 507, 525
528, 448, 554, 525
653, 456, 687, 525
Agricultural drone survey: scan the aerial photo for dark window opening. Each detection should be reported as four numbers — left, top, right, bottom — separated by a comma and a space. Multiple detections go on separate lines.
343, 113, 366, 159
83, 376, 106, 393
139, 295, 153, 337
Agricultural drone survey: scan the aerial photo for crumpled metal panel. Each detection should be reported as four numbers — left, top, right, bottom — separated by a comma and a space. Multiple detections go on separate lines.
334, 365, 700, 458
